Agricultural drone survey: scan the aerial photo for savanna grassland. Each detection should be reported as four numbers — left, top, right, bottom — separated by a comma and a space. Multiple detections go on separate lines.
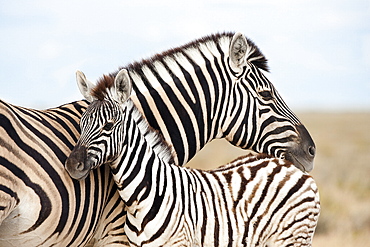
186, 112, 370, 246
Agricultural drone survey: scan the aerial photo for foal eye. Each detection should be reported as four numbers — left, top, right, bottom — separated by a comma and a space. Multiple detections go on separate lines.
102, 122, 114, 131
259, 90, 273, 101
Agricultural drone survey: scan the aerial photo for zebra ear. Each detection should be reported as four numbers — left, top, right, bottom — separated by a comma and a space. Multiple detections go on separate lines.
76, 70, 96, 102
229, 32, 248, 70
114, 69, 132, 104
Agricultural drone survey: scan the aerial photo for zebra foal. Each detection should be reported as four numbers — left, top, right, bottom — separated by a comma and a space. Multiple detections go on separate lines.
66, 69, 320, 246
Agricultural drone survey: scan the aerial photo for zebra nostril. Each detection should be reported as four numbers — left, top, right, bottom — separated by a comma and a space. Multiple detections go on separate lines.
308, 146, 316, 157
76, 162, 85, 171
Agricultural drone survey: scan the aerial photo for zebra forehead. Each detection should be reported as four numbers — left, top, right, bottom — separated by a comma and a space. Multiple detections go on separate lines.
83, 100, 120, 121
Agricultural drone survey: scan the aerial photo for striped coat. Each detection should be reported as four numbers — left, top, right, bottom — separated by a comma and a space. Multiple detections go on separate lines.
66, 68, 320, 247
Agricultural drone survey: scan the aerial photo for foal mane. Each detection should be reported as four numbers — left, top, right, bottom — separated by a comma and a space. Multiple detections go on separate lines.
91, 74, 115, 101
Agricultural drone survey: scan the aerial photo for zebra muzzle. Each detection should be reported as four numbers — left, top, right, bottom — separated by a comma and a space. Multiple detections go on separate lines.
65, 145, 92, 180
285, 124, 316, 172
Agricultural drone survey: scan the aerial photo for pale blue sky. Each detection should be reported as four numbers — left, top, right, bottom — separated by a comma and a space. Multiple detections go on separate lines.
0, 0, 369, 111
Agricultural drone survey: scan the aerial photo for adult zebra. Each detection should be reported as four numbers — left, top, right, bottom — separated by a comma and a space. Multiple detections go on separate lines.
66, 69, 320, 246
101, 32, 315, 170
1, 32, 315, 245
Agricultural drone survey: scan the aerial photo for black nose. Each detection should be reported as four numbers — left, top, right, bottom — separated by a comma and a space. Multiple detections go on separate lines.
297, 124, 316, 159
285, 124, 316, 172
76, 162, 85, 171
308, 145, 316, 157
65, 145, 90, 180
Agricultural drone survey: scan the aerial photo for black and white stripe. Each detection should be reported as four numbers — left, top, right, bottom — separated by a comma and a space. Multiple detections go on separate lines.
66, 70, 320, 246
1, 31, 315, 245
113, 32, 315, 171
0, 100, 127, 246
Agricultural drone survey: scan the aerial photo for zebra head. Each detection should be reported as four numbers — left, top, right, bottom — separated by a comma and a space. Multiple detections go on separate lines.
66, 69, 131, 180
221, 33, 316, 172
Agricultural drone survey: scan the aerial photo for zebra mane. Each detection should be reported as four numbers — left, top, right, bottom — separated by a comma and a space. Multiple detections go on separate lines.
110, 32, 269, 80
92, 32, 269, 100
91, 74, 114, 101
127, 100, 176, 165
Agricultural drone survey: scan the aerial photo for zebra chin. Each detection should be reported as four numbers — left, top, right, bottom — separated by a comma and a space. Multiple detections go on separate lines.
65, 145, 95, 180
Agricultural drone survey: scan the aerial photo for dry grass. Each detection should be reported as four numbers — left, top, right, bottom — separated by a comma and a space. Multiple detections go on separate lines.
186, 112, 370, 246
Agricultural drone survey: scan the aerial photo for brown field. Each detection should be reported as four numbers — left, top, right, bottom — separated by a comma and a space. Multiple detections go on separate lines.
186, 112, 370, 246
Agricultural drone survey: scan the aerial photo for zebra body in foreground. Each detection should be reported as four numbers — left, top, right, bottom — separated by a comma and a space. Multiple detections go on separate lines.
66, 69, 320, 246
1, 32, 315, 245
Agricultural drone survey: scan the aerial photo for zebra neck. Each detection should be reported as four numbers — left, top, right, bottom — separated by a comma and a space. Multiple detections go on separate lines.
126, 34, 233, 99
126, 100, 175, 165
125, 36, 234, 165
110, 101, 175, 201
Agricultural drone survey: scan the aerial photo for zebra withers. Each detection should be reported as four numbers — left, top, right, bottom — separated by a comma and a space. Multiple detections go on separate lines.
66, 69, 320, 246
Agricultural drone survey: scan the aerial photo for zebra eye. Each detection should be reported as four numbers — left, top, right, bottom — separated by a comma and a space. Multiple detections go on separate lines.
102, 122, 114, 131
259, 90, 273, 101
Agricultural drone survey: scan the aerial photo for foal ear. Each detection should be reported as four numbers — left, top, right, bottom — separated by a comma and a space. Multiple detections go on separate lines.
229, 32, 248, 70
114, 69, 132, 104
76, 70, 96, 102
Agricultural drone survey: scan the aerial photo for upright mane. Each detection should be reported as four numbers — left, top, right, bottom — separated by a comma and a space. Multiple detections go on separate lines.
128, 100, 176, 165
92, 33, 269, 99
109, 32, 269, 81
91, 74, 115, 101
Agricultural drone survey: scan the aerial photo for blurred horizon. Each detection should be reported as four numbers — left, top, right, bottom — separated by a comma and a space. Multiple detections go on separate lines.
1, 0, 369, 111
187, 111, 370, 246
